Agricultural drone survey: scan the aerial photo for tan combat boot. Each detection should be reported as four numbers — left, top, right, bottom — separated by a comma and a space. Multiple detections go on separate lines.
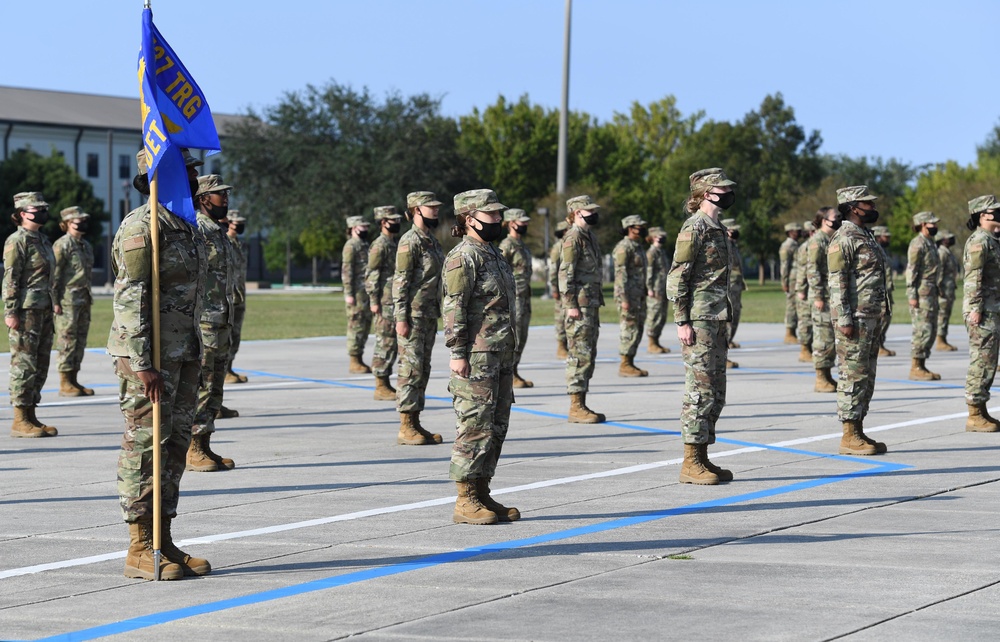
839, 421, 877, 455
397, 412, 434, 445
783, 328, 797, 344
814, 368, 837, 393
59, 371, 84, 397
412, 413, 443, 444
123, 520, 184, 581
161, 516, 212, 576
966, 404, 1000, 432
679, 444, 720, 485
567, 393, 605, 424
186, 434, 220, 472
935, 336, 958, 352
215, 405, 239, 419
699, 444, 733, 482
203, 433, 235, 469
26, 406, 58, 436
477, 478, 520, 521
348, 354, 372, 374
618, 355, 648, 377
878, 345, 896, 357
726, 359, 739, 369
10, 406, 45, 438
373, 376, 396, 401
798, 344, 812, 363
453, 481, 498, 525
70, 370, 94, 395
648, 336, 666, 354
857, 421, 888, 454
728, 340, 740, 349
556, 340, 569, 359
909, 358, 941, 381
224, 369, 242, 384
512, 371, 534, 388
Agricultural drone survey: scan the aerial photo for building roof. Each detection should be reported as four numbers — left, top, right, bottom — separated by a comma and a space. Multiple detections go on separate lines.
0, 85, 244, 134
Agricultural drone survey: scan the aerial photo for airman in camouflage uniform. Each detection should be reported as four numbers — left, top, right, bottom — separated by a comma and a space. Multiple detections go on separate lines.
962, 195, 1000, 432
499, 208, 534, 388
906, 211, 942, 381
721, 219, 744, 359
366, 205, 402, 401
794, 221, 815, 362
393, 191, 445, 446
343, 215, 372, 374
549, 220, 569, 358
780, 222, 802, 343
444, 189, 519, 525
224, 209, 249, 384
935, 229, 960, 351
667, 168, 736, 485
614, 214, 649, 377
646, 226, 671, 354
873, 226, 896, 357
828, 185, 889, 456
53, 206, 95, 398
188, 174, 237, 473
559, 195, 606, 424
109, 149, 210, 580
5, 192, 58, 438
806, 207, 840, 393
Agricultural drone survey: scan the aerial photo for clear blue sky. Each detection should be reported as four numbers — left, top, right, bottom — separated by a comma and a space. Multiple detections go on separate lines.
3, 0, 997, 168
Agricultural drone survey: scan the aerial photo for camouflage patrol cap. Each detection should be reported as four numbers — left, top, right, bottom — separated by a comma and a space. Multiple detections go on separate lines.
195, 174, 232, 197
454, 189, 507, 216
689, 167, 736, 192
871, 225, 890, 237
555, 220, 569, 232
227, 209, 246, 223
721, 218, 741, 231
346, 215, 370, 228
784, 222, 803, 232
969, 194, 1000, 214
13, 192, 47, 210
60, 206, 90, 222
180, 148, 204, 168
803, 221, 816, 232
912, 211, 940, 225
836, 185, 877, 204
648, 226, 668, 237
935, 229, 955, 241
407, 191, 442, 209
373, 205, 401, 221
503, 208, 531, 223
621, 214, 648, 229
566, 195, 600, 212
136, 150, 149, 174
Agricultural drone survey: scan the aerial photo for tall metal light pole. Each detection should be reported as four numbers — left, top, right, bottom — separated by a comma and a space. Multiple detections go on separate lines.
556, 0, 571, 216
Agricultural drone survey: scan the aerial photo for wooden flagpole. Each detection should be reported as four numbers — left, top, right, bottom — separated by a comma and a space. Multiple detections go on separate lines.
149, 169, 163, 580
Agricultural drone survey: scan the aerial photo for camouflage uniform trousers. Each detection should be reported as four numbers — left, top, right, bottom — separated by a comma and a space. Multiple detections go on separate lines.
784, 292, 798, 331
371, 306, 398, 378
8, 309, 53, 407
618, 302, 646, 357
115, 358, 200, 522
554, 297, 566, 346
55, 301, 91, 372
811, 305, 836, 369
396, 316, 437, 413
565, 307, 600, 394
835, 316, 885, 422
937, 296, 955, 341
193, 324, 231, 436
727, 294, 741, 344
448, 350, 514, 481
909, 305, 938, 360
514, 294, 531, 370
346, 302, 373, 358
965, 312, 999, 405
681, 321, 728, 445
796, 297, 813, 348
228, 302, 246, 368
647, 296, 667, 340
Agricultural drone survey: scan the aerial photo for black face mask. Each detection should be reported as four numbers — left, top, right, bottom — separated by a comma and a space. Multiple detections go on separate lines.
421, 215, 439, 230
234, 223, 245, 235
878, 239, 890, 248
204, 201, 229, 221
472, 218, 503, 242
856, 207, 879, 224
729, 230, 740, 240
23, 210, 49, 225
582, 212, 599, 226
926, 226, 938, 237
513, 225, 528, 236
828, 218, 843, 230
709, 191, 736, 210
387, 222, 401, 234
73, 220, 90, 233
637, 227, 648, 238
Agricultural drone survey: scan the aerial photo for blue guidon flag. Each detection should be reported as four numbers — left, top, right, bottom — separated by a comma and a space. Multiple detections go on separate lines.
137, 7, 220, 224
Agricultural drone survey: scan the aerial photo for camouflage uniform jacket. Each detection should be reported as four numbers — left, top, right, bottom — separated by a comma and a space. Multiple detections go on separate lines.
666, 212, 731, 323
963, 229, 1000, 315
365, 233, 398, 309
53, 233, 94, 306
2, 227, 56, 315
828, 220, 889, 327
793, 238, 811, 299
646, 243, 668, 297
727, 239, 746, 294
228, 235, 248, 305
107, 203, 206, 371
342, 235, 369, 303
937, 244, 960, 300
393, 224, 444, 321
806, 229, 833, 304
779, 237, 799, 290
196, 212, 236, 328
443, 237, 516, 360
559, 224, 604, 309
548, 239, 563, 296
613, 237, 647, 306
499, 235, 533, 299
906, 234, 940, 306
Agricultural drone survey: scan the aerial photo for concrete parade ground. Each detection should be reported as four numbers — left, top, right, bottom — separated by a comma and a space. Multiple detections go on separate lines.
2, 322, 1000, 641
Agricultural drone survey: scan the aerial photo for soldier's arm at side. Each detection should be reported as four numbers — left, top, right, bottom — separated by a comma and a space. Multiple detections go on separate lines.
392, 238, 416, 333
964, 241, 985, 324
113, 230, 156, 372
559, 234, 580, 315
807, 240, 827, 309
342, 242, 356, 303
905, 241, 922, 306
666, 228, 698, 325
365, 242, 384, 310
443, 253, 474, 374
2, 237, 24, 325
613, 243, 628, 306
828, 238, 854, 332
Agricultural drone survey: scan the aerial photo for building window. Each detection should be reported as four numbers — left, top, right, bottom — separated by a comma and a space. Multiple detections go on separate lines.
86, 153, 99, 178
119, 154, 131, 179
